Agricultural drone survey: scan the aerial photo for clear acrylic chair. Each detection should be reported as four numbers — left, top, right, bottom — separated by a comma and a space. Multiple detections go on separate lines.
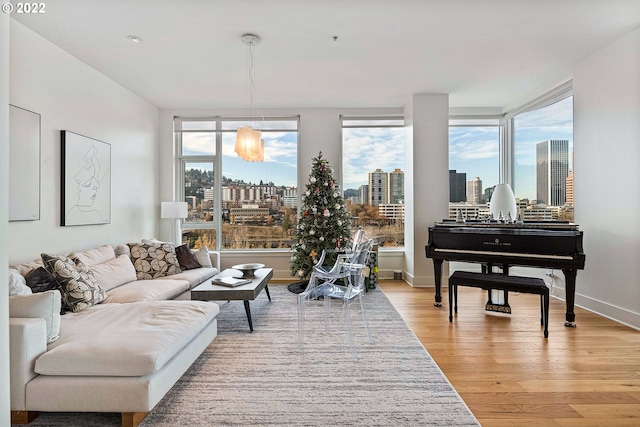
297, 238, 374, 361
311, 227, 365, 276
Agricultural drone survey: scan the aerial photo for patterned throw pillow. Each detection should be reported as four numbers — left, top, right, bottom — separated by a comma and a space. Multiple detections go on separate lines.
127, 242, 182, 280
41, 253, 106, 313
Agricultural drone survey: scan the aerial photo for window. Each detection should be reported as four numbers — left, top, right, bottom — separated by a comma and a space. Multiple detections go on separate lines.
175, 117, 298, 250
511, 95, 574, 222
341, 117, 404, 247
448, 119, 501, 219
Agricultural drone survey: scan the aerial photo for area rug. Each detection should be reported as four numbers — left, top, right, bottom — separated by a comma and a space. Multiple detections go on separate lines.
16, 285, 479, 426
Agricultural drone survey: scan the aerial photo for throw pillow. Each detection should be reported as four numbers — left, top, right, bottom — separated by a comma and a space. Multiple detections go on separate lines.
175, 244, 202, 270
25, 266, 58, 293
194, 246, 213, 268
9, 268, 32, 296
26, 266, 66, 315
114, 244, 131, 258
41, 253, 106, 313
9, 290, 62, 343
127, 242, 182, 280
89, 254, 137, 291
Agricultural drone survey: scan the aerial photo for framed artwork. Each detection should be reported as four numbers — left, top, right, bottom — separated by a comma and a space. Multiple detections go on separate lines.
61, 130, 111, 226
9, 105, 41, 221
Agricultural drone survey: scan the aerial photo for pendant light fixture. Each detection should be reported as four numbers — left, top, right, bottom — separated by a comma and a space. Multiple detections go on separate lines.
235, 33, 264, 162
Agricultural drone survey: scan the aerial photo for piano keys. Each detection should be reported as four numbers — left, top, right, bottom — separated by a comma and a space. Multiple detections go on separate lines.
425, 221, 586, 326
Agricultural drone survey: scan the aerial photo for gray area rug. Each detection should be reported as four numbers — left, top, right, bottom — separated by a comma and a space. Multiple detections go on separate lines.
15, 285, 479, 426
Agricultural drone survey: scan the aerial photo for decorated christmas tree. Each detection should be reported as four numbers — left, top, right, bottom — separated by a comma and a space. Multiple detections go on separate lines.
290, 152, 352, 280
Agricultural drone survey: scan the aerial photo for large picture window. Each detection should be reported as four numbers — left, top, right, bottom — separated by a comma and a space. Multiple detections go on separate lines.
511, 95, 574, 222
341, 117, 404, 247
175, 117, 298, 250
448, 119, 501, 220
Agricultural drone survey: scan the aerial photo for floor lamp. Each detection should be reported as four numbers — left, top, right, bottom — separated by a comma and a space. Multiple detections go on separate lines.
161, 202, 188, 246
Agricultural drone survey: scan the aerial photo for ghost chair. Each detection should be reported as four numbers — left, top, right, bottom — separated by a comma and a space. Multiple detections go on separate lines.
311, 227, 365, 277
297, 238, 374, 361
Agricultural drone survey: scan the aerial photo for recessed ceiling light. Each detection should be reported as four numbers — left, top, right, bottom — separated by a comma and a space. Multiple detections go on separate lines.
127, 35, 142, 44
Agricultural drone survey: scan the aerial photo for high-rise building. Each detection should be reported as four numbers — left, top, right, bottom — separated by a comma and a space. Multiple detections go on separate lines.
389, 168, 404, 204
358, 184, 369, 205
466, 177, 482, 204
368, 169, 388, 206
449, 170, 466, 203
566, 170, 574, 206
536, 140, 569, 206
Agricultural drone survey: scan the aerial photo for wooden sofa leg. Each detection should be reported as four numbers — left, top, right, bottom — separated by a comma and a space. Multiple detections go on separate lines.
11, 410, 40, 424
122, 411, 148, 427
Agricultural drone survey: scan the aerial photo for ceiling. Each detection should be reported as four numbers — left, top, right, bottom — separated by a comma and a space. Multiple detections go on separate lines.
12, 0, 640, 111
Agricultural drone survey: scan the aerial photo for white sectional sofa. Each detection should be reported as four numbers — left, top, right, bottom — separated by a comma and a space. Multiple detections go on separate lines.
8, 242, 221, 427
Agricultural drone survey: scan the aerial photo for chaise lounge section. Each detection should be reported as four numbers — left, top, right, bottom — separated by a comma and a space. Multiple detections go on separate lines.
9, 241, 221, 427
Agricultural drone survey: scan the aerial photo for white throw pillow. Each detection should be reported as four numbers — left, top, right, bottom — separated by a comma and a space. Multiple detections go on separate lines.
90, 254, 137, 292
9, 269, 32, 296
10, 290, 62, 343
72, 244, 116, 267
194, 247, 213, 268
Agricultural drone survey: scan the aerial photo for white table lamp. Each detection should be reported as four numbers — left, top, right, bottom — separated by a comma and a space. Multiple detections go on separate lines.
161, 201, 188, 246
489, 183, 517, 221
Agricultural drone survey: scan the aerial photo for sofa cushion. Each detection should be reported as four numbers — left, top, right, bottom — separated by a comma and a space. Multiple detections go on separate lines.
156, 267, 218, 289
194, 246, 213, 268
9, 258, 44, 278
90, 254, 137, 292
34, 300, 219, 376
9, 290, 62, 343
175, 244, 202, 270
41, 253, 106, 313
9, 268, 32, 296
128, 242, 182, 280
103, 279, 190, 303
72, 244, 116, 267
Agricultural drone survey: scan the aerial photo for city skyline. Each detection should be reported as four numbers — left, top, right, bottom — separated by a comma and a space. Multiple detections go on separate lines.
449, 96, 573, 202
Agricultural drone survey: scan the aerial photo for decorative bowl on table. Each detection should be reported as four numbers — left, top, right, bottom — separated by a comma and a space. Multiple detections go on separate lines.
231, 263, 265, 278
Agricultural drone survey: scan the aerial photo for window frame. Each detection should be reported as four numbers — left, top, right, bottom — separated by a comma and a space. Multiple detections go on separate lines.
174, 116, 299, 251
340, 115, 405, 248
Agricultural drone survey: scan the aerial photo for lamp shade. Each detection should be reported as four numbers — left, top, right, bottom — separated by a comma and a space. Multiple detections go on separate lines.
161, 201, 188, 219
235, 126, 263, 161
489, 183, 517, 219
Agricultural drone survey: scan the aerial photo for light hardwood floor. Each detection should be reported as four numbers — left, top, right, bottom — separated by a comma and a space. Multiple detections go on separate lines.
378, 280, 640, 426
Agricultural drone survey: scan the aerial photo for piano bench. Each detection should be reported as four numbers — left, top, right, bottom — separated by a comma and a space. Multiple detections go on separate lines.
448, 271, 549, 338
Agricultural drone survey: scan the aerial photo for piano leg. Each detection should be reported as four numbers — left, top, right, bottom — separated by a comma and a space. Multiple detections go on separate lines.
562, 268, 578, 327
433, 259, 443, 307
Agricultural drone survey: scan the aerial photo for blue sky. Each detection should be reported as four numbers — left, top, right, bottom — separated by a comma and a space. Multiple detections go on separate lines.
183, 97, 573, 200
450, 96, 574, 201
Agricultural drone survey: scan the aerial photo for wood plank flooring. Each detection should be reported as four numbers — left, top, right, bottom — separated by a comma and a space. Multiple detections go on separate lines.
378, 280, 640, 426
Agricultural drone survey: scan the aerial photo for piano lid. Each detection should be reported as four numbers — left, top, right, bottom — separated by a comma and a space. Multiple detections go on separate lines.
434, 219, 579, 231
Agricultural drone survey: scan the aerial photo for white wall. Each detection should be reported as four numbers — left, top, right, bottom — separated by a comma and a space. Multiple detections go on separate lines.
8, 21, 160, 264
572, 27, 640, 328
1, 11, 11, 427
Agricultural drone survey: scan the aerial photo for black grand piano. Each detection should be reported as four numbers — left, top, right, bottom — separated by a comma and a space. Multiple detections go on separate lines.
425, 221, 586, 326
